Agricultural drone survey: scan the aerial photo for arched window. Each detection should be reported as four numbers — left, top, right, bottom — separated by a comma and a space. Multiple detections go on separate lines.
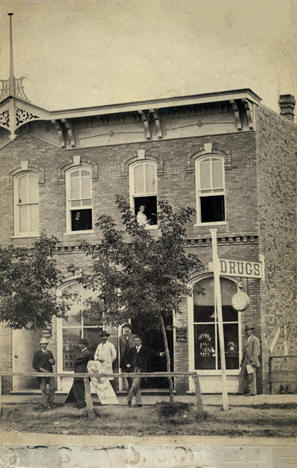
65, 167, 92, 232
59, 282, 102, 372
129, 161, 157, 227
193, 277, 239, 370
195, 156, 225, 224
14, 172, 39, 236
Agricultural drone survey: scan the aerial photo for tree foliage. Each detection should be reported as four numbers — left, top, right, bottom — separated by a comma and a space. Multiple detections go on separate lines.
75, 195, 204, 327
0, 233, 68, 329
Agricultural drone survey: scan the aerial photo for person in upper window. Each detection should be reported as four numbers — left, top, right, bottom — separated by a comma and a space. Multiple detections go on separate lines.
72, 211, 82, 231
136, 205, 148, 226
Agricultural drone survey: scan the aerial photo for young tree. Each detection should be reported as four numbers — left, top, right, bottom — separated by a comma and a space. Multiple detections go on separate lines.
75, 196, 203, 403
0, 233, 69, 330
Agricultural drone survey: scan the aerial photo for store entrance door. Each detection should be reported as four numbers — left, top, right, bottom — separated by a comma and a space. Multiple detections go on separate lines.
12, 329, 40, 391
131, 314, 173, 389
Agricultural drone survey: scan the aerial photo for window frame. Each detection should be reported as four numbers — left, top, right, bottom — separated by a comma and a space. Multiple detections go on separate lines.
65, 167, 93, 234
191, 277, 241, 374
195, 155, 226, 226
13, 171, 39, 237
57, 282, 103, 377
129, 161, 158, 229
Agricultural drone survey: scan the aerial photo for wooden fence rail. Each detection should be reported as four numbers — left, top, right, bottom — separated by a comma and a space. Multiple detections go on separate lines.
0, 371, 203, 420
268, 355, 297, 393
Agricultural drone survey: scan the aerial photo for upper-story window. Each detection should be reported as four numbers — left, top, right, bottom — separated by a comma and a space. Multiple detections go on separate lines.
14, 172, 39, 236
195, 156, 225, 224
65, 168, 92, 232
129, 161, 157, 227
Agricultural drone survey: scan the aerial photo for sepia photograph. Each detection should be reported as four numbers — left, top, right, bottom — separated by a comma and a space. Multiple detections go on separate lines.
0, 0, 296, 466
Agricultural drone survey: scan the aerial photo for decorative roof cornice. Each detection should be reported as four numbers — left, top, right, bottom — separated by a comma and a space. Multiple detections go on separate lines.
0, 89, 261, 143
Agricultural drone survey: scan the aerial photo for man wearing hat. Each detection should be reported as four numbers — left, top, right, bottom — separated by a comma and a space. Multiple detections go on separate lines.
65, 338, 91, 408
119, 323, 136, 389
94, 331, 117, 390
32, 337, 56, 410
238, 325, 260, 396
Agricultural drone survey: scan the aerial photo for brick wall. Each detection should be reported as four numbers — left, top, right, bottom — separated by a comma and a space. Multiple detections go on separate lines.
0, 127, 263, 393
0, 131, 258, 247
256, 106, 297, 392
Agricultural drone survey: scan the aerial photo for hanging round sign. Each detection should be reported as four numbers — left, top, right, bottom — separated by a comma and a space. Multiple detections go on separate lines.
232, 290, 250, 311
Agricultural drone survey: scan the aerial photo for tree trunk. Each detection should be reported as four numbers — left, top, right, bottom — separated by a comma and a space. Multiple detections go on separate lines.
160, 314, 174, 404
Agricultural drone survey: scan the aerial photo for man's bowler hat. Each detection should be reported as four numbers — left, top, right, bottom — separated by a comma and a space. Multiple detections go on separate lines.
40, 337, 49, 344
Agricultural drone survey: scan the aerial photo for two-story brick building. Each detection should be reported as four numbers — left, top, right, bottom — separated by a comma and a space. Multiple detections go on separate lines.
0, 56, 296, 396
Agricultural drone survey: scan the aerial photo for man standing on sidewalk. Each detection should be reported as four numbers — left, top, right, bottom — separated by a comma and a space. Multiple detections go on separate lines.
119, 323, 136, 390
32, 337, 57, 410
238, 325, 260, 396
127, 336, 165, 407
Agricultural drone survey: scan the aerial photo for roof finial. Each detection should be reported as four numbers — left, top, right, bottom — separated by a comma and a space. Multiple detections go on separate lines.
8, 13, 16, 96
0, 13, 30, 103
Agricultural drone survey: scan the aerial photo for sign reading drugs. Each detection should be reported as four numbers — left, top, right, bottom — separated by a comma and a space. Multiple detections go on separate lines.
209, 259, 263, 279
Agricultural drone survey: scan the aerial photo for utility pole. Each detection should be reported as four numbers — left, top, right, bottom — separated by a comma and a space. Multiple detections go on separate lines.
210, 229, 229, 410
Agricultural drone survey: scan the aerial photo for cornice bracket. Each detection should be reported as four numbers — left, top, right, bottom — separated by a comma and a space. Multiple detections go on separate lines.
62, 118, 76, 147
150, 108, 163, 138
230, 99, 242, 131
243, 99, 254, 130
138, 110, 151, 140
51, 119, 66, 148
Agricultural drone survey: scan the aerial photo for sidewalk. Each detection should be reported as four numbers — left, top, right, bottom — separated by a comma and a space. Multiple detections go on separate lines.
2, 392, 297, 407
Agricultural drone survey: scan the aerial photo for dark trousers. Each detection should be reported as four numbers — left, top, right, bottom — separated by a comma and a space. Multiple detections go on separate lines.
39, 377, 56, 408
127, 367, 142, 405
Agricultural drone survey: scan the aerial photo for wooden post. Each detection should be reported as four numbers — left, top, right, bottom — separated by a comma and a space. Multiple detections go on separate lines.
192, 374, 203, 416
0, 376, 2, 415
83, 377, 95, 420
210, 229, 229, 411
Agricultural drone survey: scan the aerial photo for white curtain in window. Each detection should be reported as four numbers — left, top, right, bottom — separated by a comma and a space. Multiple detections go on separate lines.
15, 173, 39, 235
133, 162, 156, 195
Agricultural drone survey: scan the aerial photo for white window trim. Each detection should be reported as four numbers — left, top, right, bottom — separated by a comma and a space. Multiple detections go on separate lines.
65, 167, 93, 234
129, 161, 158, 229
195, 155, 226, 225
188, 276, 242, 390
13, 172, 39, 237
56, 281, 103, 390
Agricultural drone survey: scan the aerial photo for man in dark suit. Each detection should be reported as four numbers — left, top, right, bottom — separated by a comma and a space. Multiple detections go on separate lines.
32, 336, 56, 410
238, 325, 261, 396
127, 336, 165, 407
65, 338, 92, 408
119, 323, 136, 390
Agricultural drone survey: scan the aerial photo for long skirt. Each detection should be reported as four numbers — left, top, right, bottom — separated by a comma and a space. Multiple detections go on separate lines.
65, 377, 86, 408
87, 360, 119, 405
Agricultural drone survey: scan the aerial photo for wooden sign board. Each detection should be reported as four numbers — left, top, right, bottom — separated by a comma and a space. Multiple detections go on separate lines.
209, 258, 263, 279
176, 327, 187, 343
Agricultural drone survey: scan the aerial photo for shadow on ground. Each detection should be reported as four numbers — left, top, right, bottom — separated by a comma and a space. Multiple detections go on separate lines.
1, 400, 296, 437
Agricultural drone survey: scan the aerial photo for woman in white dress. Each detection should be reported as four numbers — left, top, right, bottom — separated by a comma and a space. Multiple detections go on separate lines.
89, 331, 119, 405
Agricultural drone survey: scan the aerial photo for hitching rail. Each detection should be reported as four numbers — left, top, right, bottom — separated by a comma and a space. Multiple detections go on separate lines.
0, 371, 203, 419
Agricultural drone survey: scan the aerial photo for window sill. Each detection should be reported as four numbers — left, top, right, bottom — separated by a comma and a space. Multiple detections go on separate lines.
145, 225, 158, 230
64, 230, 95, 235
193, 370, 240, 376
194, 222, 227, 227
11, 234, 40, 239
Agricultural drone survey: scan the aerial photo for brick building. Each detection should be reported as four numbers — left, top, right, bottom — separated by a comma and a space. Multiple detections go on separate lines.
0, 59, 296, 394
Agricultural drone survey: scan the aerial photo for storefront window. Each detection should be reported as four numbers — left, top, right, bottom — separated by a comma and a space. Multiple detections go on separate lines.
61, 283, 102, 371
193, 277, 239, 370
